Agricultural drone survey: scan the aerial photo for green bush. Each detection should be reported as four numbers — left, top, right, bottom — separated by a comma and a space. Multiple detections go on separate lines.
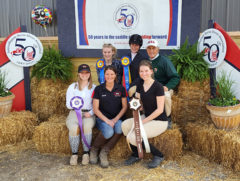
169, 38, 209, 82
208, 71, 239, 106
0, 71, 12, 97
31, 47, 73, 82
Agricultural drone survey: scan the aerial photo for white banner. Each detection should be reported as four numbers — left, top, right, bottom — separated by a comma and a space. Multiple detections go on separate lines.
75, 0, 182, 49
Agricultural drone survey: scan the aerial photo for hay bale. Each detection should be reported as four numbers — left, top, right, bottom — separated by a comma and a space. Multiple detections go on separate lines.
185, 122, 240, 172
0, 111, 38, 146
31, 78, 69, 122
34, 116, 182, 160
172, 79, 211, 124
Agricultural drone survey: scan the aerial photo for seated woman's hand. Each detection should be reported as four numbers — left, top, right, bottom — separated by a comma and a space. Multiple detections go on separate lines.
83, 112, 91, 118
107, 120, 115, 128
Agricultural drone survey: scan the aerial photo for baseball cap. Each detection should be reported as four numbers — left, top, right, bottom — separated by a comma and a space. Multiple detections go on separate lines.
78, 64, 90, 73
146, 39, 159, 48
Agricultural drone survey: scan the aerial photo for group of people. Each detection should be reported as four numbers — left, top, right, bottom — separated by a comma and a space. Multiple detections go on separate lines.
65, 34, 180, 169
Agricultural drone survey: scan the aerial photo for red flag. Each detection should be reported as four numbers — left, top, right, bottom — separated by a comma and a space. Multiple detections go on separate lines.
214, 22, 240, 71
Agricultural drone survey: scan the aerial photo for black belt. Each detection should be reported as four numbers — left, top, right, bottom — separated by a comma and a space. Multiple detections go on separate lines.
81, 109, 90, 112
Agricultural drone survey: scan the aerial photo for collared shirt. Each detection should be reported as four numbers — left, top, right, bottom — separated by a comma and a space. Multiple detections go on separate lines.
93, 83, 126, 119
150, 53, 159, 61
131, 52, 137, 61
66, 82, 96, 115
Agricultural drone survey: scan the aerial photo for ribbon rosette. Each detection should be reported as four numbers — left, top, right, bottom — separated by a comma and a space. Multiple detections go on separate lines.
121, 56, 130, 67
121, 56, 131, 100
96, 59, 105, 84
70, 96, 90, 149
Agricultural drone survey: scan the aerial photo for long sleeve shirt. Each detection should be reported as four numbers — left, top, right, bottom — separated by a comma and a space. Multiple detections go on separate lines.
151, 54, 180, 90
66, 82, 96, 115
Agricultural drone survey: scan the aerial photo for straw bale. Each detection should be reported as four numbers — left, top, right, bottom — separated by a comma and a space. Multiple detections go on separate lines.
33, 116, 182, 160
0, 111, 38, 146
185, 122, 240, 172
172, 79, 211, 125
31, 78, 69, 121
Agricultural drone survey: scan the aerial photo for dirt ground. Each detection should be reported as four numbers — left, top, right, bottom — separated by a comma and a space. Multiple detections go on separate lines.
0, 141, 239, 181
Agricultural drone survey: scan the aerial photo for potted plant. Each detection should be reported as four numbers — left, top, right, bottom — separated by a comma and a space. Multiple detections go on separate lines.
31, 46, 73, 121
206, 71, 240, 130
0, 71, 15, 118
168, 38, 210, 124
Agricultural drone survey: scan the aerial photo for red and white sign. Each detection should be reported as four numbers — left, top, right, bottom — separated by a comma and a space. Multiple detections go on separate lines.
5, 32, 43, 67
198, 28, 227, 69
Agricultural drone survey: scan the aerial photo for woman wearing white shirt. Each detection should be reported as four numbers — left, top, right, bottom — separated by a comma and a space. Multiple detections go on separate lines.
66, 64, 96, 166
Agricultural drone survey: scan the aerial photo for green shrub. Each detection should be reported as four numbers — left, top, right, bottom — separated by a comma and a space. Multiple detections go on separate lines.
0, 71, 12, 97
31, 47, 73, 82
208, 71, 239, 106
169, 38, 209, 82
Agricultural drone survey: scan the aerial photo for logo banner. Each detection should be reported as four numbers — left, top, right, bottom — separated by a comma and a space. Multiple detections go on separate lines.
75, 0, 182, 49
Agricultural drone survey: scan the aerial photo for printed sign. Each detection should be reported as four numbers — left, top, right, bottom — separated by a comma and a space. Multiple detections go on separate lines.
5, 32, 43, 67
74, 0, 182, 49
198, 28, 227, 68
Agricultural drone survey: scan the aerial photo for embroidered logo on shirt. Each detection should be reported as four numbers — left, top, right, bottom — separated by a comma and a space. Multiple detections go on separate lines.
114, 91, 121, 97
102, 94, 107, 97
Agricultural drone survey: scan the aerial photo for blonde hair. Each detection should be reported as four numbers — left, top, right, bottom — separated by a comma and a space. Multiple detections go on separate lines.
77, 72, 93, 90
102, 43, 117, 59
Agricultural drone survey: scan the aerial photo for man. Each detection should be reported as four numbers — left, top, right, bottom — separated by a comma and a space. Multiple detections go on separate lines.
146, 39, 180, 127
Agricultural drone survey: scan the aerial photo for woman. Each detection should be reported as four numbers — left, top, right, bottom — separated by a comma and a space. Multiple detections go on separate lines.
90, 65, 127, 168
96, 43, 123, 84
122, 60, 168, 169
66, 64, 96, 166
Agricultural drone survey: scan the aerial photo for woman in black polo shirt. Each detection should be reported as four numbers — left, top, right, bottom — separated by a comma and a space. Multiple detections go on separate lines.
122, 60, 168, 169
90, 65, 127, 168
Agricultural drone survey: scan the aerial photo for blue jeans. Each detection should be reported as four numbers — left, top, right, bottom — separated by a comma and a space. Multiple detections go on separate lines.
96, 118, 122, 139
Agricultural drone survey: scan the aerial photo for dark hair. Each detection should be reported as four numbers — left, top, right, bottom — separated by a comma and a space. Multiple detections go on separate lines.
139, 60, 153, 71
104, 65, 117, 83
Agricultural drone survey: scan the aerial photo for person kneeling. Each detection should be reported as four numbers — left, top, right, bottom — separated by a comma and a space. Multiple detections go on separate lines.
122, 60, 168, 169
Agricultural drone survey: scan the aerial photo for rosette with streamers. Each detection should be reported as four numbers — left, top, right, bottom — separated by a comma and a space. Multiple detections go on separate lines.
70, 96, 90, 149
121, 56, 131, 99
96, 59, 105, 84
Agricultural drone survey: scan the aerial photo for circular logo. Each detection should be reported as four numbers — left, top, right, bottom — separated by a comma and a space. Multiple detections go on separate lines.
121, 56, 130, 66
198, 28, 227, 68
70, 96, 84, 110
5, 32, 43, 67
114, 4, 139, 31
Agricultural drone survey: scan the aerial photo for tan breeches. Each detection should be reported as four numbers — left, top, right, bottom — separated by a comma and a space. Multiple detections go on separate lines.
122, 115, 168, 146
66, 110, 95, 136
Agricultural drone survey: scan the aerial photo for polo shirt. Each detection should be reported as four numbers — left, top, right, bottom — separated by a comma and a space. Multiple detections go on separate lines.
93, 83, 126, 119
136, 80, 167, 121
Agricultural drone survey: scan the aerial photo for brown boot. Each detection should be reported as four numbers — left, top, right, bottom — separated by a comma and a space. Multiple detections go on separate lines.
99, 133, 122, 168
90, 132, 107, 164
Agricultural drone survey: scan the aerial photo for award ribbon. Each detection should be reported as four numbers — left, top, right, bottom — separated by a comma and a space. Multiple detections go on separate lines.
121, 56, 131, 99
128, 97, 150, 158
70, 96, 91, 149
96, 59, 105, 84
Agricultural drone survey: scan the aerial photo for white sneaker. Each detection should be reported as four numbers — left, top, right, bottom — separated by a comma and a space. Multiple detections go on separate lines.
70, 155, 78, 166
82, 154, 89, 165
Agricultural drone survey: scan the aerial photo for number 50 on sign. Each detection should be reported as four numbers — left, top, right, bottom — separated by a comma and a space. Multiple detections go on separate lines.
5, 32, 43, 67
197, 28, 227, 69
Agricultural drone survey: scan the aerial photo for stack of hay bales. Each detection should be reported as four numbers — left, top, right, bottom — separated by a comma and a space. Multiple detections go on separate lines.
0, 111, 38, 146
33, 114, 71, 154
31, 78, 69, 121
185, 122, 240, 172
172, 79, 211, 126
33, 114, 183, 160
